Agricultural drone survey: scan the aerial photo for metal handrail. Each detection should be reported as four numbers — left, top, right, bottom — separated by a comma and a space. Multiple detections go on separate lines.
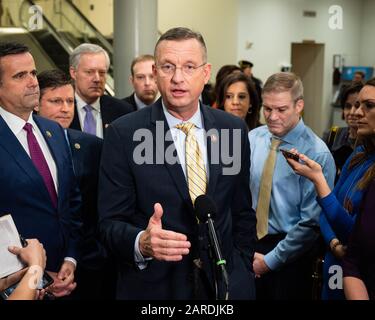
18, 0, 115, 96
64, 0, 113, 54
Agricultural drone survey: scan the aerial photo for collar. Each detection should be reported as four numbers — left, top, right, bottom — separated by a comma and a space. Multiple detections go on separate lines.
134, 93, 148, 109
75, 93, 101, 113
0, 106, 35, 135
162, 101, 203, 130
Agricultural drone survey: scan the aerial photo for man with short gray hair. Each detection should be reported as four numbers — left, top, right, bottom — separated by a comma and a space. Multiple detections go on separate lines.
69, 43, 132, 138
249, 72, 335, 299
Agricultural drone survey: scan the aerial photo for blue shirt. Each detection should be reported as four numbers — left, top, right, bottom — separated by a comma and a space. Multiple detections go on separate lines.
249, 120, 336, 270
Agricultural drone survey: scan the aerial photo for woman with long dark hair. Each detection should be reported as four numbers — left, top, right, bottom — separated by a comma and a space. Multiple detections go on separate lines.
217, 72, 261, 130
284, 78, 375, 299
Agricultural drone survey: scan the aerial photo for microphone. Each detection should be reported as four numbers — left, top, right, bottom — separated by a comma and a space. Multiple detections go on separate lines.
195, 195, 229, 300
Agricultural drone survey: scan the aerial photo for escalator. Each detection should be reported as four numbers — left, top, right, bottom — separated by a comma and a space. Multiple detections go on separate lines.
0, 0, 114, 96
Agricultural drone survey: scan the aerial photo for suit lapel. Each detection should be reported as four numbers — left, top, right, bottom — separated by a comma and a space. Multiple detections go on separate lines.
100, 96, 110, 133
0, 116, 56, 207
71, 101, 82, 131
66, 129, 82, 181
150, 101, 192, 208
201, 105, 221, 197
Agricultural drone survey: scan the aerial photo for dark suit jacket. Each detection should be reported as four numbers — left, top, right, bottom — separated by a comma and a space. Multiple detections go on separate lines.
67, 129, 106, 270
0, 115, 82, 272
122, 93, 137, 112
98, 99, 256, 299
70, 95, 133, 136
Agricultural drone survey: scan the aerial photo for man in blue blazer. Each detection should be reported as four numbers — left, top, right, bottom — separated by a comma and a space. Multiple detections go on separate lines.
0, 42, 82, 298
98, 28, 256, 300
36, 69, 115, 299
68, 43, 133, 138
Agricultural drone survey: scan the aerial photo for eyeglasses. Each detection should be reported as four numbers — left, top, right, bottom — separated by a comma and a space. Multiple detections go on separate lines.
225, 93, 249, 102
157, 62, 206, 77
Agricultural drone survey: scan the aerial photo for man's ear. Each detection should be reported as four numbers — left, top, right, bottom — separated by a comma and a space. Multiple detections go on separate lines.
296, 98, 304, 114
129, 75, 134, 84
69, 66, 76, 80
203, 63, 212, 84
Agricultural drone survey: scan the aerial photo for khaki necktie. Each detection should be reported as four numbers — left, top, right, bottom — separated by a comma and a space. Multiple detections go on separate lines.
256, 137, 281, 239
176, 122, 207, 206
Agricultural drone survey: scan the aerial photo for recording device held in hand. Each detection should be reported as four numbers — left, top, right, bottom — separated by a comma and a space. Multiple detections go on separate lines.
195, 195, 229, 300
280, 148, 300, 161
0, 236, 53, 300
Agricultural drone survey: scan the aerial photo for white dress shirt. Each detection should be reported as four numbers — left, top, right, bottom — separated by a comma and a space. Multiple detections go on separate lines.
134, 102, 208, 268
0, 106, 77, 267
75, 94, 104, 138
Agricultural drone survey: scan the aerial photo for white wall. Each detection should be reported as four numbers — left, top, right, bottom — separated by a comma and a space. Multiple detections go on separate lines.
158, 0, 238, 83
238, 0, 364, 135
359, 0, 375, 69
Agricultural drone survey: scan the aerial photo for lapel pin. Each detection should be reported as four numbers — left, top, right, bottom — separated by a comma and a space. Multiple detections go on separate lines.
105, 123, 109, 129
74, 143, 81, 150
46, 131, 52, 138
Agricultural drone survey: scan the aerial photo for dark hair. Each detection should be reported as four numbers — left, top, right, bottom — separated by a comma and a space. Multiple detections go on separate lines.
130, 54, 155, 76
217, 72, 260, 130
37, 69, 73, 99
0, 42, 30, 81
346, 78, 375, 207
340, 82, 363, 109
238, 60, 253, 70
154, 27, 207, 62
354, 71, 365, 80
213, 65, 242, 104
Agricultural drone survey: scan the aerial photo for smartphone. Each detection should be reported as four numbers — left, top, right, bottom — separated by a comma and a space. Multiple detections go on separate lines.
280, 148, 299, 161
0, 272, 54, 300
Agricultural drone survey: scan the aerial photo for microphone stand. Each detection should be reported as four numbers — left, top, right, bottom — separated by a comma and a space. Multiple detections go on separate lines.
207, 213, 229, 300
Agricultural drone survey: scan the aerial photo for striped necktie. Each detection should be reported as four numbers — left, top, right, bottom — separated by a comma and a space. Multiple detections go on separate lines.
176, 122, 207, 206
256, 137, 281, 239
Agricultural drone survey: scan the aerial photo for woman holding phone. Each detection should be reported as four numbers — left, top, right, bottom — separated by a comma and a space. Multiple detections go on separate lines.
2, 239, 46, 300
284, 78, 375, 299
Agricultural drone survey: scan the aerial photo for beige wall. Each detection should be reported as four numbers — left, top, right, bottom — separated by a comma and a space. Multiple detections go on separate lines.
158, 0, 238, 84
73, 0, 113, 37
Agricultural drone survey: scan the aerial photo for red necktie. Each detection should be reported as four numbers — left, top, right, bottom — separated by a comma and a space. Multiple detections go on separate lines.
23, 123, 57, 208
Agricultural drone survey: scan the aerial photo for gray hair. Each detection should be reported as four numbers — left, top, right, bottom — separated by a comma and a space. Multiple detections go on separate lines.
262, 72, 304, 102
69, 43, 110, 70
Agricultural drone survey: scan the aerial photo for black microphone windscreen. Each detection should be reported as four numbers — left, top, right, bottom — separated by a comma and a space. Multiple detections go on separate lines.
194, 195, 217, 222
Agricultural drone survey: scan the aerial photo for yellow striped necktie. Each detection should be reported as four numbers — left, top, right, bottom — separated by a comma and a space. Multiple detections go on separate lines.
176, 122, 207, 206
256, 137, 282, 239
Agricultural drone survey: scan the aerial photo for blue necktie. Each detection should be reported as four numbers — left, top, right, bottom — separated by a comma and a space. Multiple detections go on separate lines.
83, 105, 96, 135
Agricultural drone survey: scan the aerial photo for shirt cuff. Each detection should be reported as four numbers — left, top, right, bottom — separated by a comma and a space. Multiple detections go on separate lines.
264, 251, 282, 271
64, 257, 77, 268
134, 231, 153, 270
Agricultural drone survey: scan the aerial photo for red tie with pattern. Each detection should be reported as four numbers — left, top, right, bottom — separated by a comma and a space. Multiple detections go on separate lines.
23, 123, 57, 208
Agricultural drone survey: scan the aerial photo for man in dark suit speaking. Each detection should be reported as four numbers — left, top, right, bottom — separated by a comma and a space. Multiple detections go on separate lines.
68, 43, 132, 138
0, 42, 81, 298
98, 27, 256, 300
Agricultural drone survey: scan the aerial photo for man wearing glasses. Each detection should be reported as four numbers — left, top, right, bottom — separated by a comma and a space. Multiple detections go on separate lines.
98, 27, 256, 300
